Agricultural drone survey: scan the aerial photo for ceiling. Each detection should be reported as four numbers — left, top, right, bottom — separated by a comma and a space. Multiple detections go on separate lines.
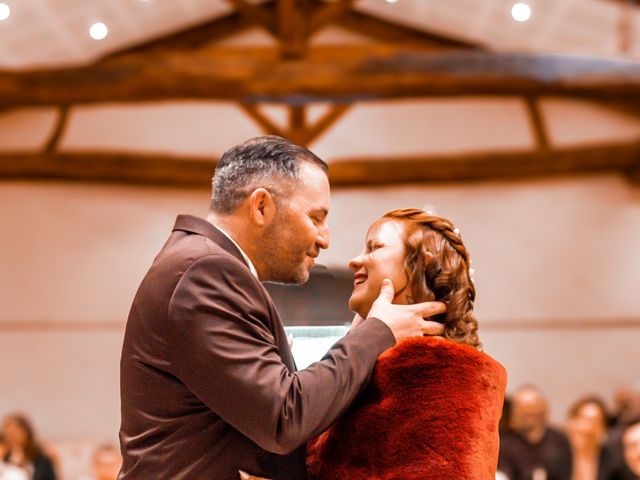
0, 0, 638, 70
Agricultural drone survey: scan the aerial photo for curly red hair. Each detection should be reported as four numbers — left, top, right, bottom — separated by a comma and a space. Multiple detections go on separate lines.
380, 208, 481, 348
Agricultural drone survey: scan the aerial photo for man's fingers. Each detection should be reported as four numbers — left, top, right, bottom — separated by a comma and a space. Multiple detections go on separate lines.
421, 320, 445, 336
413, 300, 447, 318
376, 278, 395, 303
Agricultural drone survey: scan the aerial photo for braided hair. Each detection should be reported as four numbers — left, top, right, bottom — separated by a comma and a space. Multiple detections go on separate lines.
381, 208, 481, 348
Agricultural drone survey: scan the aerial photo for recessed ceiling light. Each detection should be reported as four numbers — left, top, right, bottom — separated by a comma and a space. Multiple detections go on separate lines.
511, 3, 532, 22
89, 22, 108, 40
0, 3, 11, 22
385, 0, 399, 4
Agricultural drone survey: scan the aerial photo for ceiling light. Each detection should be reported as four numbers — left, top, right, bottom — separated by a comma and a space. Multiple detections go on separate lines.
89, 22, 108, 40
0, 3, 11, 22
511, 3, 532, 22
385, 0, 399, 4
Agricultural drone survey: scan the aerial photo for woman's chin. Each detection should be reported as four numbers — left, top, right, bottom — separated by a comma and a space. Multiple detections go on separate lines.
349, 295, 372, 320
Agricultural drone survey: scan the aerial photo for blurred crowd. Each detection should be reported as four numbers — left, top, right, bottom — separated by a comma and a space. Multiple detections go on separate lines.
1, 385, 638, 480
498, 385, 640, 480
0, 414, 120, 480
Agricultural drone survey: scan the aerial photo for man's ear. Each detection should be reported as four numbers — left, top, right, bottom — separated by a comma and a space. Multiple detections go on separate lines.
247, 188, 276, 227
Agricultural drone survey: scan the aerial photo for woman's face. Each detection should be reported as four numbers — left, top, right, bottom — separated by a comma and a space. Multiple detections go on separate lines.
567, 403, 607, 450
2, 419, 27, 449
348, 220, 411, 318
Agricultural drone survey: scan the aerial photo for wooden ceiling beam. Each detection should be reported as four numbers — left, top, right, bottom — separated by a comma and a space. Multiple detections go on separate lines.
308, 0, 354, 36
225, 0, 277, 35
335, 10, 478, 48
239, 103, 285, 137
524, 97, 550, 150
3, 48, 640, 107
102, 10, 266, 58
44, 105, 69, 154
1, 143, 638, 187
277, 0, 307, 58
303, 103, 351, 146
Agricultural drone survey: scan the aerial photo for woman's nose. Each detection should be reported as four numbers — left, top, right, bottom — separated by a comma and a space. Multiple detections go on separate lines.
348, 253, 364, 270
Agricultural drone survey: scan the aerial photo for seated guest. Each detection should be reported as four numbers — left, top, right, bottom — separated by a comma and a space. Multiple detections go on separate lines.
566, 396, 612, 480
602, 418, 640, 480
1, 414, 56, 480
91, 444, 121, 480
1, 433, 28, 480
498, 385, 572, 480
307, 208, 506, 480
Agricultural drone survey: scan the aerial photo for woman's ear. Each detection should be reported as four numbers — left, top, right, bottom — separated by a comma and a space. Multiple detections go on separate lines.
247, 188, 276, 227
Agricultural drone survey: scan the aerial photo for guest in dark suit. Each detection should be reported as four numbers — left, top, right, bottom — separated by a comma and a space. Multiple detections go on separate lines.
118, 136, 447, 480
499, 385, 573, 480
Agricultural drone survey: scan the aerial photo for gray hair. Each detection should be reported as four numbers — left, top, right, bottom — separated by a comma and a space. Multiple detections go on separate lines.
211, 135, 328, 214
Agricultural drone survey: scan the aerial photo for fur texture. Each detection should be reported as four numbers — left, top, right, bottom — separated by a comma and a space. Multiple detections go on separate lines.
307, 336, 507, 480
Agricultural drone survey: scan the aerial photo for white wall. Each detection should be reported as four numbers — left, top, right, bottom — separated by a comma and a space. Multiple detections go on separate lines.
1, 176, 639, 447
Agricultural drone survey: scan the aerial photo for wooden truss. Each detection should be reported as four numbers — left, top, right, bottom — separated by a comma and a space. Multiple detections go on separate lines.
1, 0, 639, 186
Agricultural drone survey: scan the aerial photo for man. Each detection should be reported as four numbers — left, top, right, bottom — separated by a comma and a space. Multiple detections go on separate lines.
119, 136, 446, 479
498, 385, 572, 480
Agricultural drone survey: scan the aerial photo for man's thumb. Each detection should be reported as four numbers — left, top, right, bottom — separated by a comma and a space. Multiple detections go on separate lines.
377, 278, 395, 302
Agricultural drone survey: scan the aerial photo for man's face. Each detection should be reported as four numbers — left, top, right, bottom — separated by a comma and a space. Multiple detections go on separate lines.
511, 391, 548, 444
261, 162, 330, 284
624, 423, 640, 475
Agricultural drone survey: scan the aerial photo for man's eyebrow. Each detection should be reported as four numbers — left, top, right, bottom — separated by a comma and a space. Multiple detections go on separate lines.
311, 208, 329, 217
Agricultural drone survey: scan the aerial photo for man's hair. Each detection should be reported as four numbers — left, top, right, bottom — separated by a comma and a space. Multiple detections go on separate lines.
379, 208, 481, 348
211, 135, 328, 214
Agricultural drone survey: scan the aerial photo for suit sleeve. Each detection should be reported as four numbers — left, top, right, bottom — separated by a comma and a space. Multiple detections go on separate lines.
167, 254, 395, 455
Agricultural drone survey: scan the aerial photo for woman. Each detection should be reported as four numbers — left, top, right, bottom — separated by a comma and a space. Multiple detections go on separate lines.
307, 208, 506, 480
1, 414, 56, 480
566, 396, 611, 480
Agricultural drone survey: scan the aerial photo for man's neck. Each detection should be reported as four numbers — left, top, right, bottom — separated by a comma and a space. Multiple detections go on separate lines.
206, 212, 261, 278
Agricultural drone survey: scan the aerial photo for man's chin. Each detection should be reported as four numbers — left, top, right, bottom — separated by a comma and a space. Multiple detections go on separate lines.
267, 267, 310, 285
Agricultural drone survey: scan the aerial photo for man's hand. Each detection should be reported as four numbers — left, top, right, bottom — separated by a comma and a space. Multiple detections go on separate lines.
368, 279, 446, 342
239, 470, 271, 480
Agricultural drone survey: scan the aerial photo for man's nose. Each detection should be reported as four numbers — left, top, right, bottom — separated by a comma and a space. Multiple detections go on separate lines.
317, 224, 330, 250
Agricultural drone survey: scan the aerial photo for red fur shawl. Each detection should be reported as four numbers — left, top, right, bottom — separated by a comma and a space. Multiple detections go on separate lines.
307, 336, 507, 480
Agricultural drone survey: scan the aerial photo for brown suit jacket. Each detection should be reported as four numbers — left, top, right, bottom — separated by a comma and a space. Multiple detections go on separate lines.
119, 215, 395, 480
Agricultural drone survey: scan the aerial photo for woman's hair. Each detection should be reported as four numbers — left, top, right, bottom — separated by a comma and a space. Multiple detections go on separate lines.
568, 396, 610, 427
3, 413, 41, 462
380, 208, 480, 348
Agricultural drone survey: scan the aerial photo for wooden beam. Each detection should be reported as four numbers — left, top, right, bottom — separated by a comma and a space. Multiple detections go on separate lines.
239, 103, 285, 136
102, 11, 262, 58
225, 0, 277, 36
328, 143, 640, 186
336, 9, 478, 48
3, 49, 640, 107
44, 105, 69, 153
304, 103, 351, 146
0, 152, 215, 187
524, 97, 550, 150
308, 0, 354, 36
1, 142, 638, 187
288, 105, 306, 144
277, 0, 307, 58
